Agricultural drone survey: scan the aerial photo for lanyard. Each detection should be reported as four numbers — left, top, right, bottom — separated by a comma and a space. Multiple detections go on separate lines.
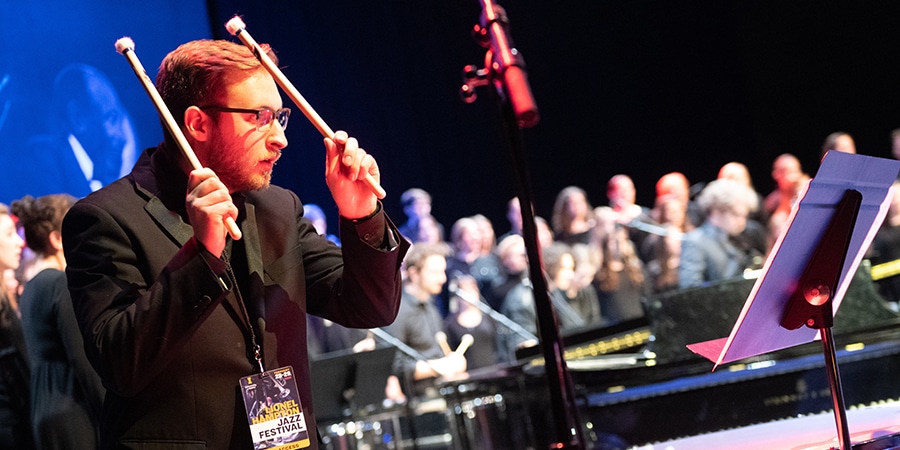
222, 247, 265, 374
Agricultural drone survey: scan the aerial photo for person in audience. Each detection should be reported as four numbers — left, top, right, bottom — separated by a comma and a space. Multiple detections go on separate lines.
486, 234, 529, 312
305, 315, 372, 358
535, 216, 555, 247
500, 241, 584, 359
821, 131, 856, 158
472, 213, 502, 285
718, 162, 767, 225
446, 217, 482, 276
383, 242, 466, 401
444, 216, 500, 315
303, 203, 341, 247
551, 186, 595, 245
764, 153, 810, 249
499, 197, 523, 243
607, 174, 647, 225
716, 162, 768, 261
679, 178, 760, 288
656, 172, 702, 230
472, 214, 497, 256
0, 203, 33, 449
608, 174, 652, 253
303, 203, 341, 246
866, 180, 900, 306
590, 207, 647, 325
545, 242, 601, 326
13, 194, 105, 449
640, 194, 687, 293
414, 214, 445, 244
398, 188, 445, 244
444, 275, 500, 372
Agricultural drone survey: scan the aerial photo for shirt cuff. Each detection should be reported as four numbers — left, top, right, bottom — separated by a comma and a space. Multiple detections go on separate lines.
343, 202, 399, 250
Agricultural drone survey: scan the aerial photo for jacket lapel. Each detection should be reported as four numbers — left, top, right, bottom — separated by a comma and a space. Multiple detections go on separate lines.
241, 200, 266, 320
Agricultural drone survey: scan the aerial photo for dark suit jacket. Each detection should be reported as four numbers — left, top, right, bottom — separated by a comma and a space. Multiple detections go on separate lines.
62, 145, 409, 449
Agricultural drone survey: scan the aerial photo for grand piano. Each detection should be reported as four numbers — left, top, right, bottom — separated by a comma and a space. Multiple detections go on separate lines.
314, 265, 900, 449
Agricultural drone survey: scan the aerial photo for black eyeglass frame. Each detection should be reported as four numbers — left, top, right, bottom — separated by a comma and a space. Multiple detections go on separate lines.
198, 105, 291, 131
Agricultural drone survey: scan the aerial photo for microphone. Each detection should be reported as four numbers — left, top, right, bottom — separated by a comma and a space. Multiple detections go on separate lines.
476, 0, 539, 128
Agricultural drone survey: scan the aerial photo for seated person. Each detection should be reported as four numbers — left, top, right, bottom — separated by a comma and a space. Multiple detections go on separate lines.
679, 178, 761, 288
383, 243, 467, 401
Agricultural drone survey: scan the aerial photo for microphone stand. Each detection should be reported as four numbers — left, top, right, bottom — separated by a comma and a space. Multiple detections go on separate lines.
449, 284, 538, 343
461, 1, 586, 448
368, 327, 443, 375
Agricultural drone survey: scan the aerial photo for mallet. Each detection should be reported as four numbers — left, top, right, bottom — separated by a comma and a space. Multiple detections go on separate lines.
115, 37, 241, 240
225, 15, 386, 199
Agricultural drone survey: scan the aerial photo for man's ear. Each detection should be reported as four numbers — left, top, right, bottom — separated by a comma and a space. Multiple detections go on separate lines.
183, 106, 211, 142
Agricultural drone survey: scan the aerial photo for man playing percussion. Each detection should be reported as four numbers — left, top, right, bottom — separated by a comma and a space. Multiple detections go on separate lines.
383, 242, 468, 402
62, 39, 409, 449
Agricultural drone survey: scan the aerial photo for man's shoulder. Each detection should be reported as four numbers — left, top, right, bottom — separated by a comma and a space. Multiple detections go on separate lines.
75, 176, 138, 208
687, 223, 721, 238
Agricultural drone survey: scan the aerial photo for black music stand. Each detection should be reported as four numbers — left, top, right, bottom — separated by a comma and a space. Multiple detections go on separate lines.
688, 151, 900, 450
310, 346, 397, 424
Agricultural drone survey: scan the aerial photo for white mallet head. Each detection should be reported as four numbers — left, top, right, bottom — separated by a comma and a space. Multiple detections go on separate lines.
115, 37, 135, 54
457, 334, 474, 354
225, 16, 246, 36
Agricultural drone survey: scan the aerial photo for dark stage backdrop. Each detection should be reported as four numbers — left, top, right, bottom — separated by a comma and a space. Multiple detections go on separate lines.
4, 1, 900, 236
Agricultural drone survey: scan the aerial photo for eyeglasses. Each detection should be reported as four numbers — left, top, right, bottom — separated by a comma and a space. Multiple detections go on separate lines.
199, 105, 291, 131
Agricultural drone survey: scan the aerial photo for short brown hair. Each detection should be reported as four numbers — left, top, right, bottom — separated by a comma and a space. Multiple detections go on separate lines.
403, 242, 451, 272
156, 39, 277, 131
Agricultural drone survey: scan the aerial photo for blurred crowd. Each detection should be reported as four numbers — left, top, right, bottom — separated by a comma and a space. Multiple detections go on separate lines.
304, 130, 900, 399
4, 130, 900, 445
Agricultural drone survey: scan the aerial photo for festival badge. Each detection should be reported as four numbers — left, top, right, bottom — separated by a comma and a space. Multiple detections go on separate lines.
240, 366, 310, 449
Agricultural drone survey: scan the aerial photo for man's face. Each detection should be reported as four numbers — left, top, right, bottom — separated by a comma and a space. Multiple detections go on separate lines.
718, 204, 749, 237
552, 253, 576, 291
833, 135, 856, 154
567, 192, 589, 220
200, 70, 287, 193
410, 254, 447, 296
608, 177, 636, 208
456, 224, 483, 254
403, 197, 431, 220
772, 157, 801, 191
502, 241, 528, 274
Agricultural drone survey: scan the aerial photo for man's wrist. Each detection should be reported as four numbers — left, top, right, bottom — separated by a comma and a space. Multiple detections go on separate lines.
345, 203, 381, 223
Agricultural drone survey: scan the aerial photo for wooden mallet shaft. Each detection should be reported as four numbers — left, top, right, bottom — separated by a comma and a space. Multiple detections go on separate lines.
115, 37, 241, 240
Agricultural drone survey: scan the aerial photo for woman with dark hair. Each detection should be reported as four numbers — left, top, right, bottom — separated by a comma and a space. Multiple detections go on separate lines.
590, 206, 648, 325
13, 194, 104, 449
0, 202, 32, 449
551, 185, 595, 245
